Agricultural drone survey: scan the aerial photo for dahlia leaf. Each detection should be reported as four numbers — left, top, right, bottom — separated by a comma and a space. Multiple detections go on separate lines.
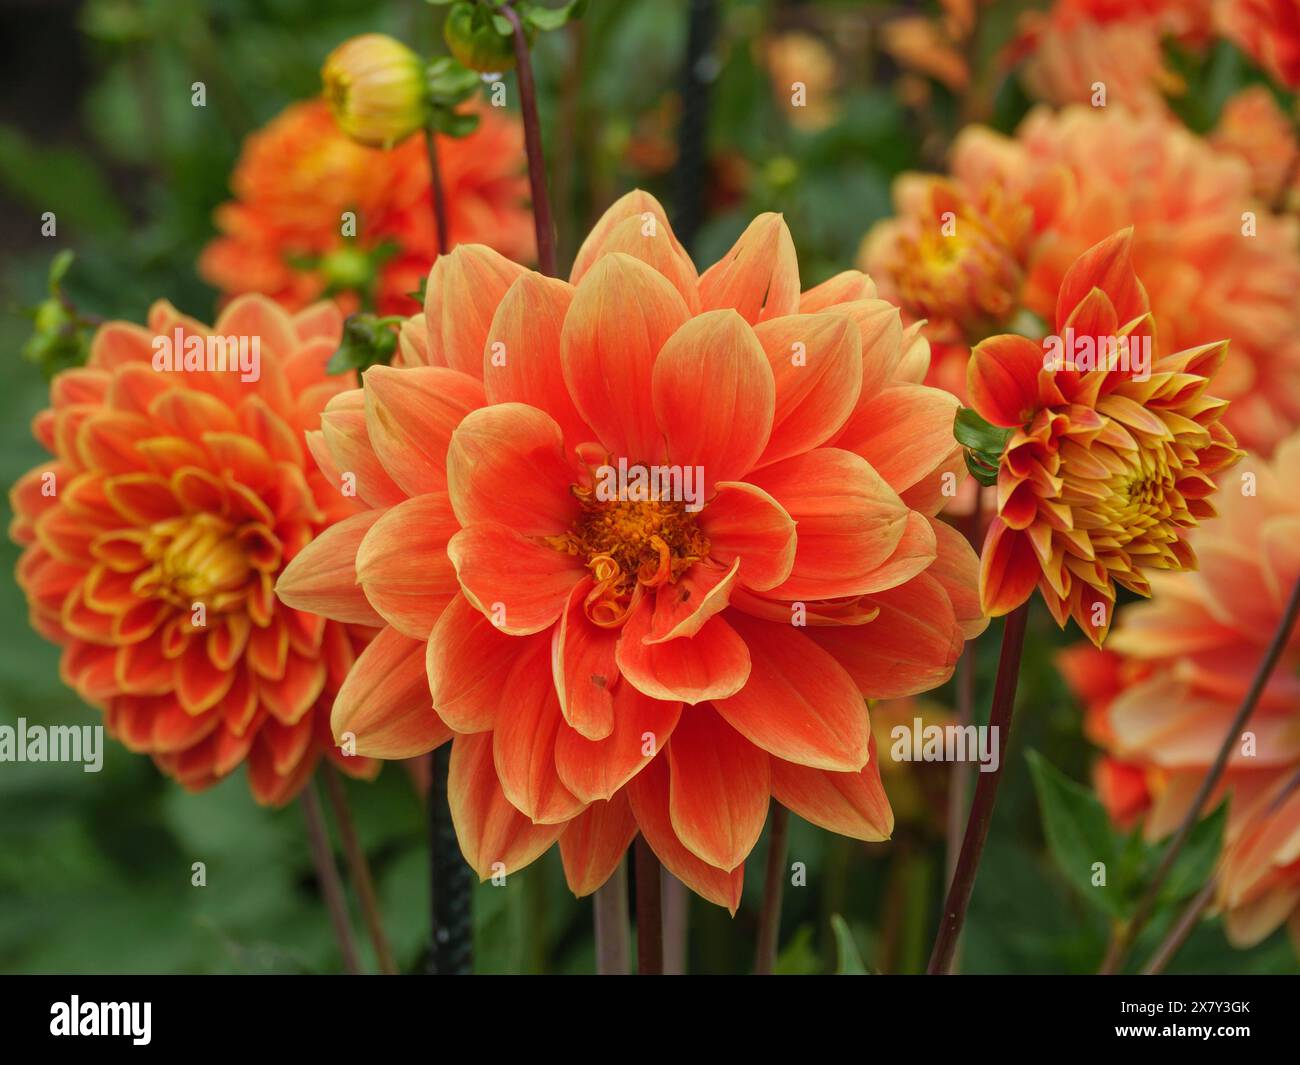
1026, 750, 1124, 917
1155, 800, 1226, 907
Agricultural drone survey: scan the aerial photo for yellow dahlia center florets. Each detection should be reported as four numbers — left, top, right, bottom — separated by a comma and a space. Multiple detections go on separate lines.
135, 513, 260, 613
547, 478, 711, 625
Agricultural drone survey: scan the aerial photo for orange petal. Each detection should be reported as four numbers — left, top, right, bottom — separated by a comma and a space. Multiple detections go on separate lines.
553, 578, 620, 739
356, 492, 461, 639
666, 704, 769, 871
651, 310, 775, 490
769, 733, 893, 841
449, 731, 565, 880
427, 595, 539, 733
967, 333, 1050, 428
330, 625, 450, 758
560, 252, 689, 462
979, 518, 1040, 617
1055, 227, 1148, 331
699, 481, 796, 592
698, 213, 799, 324
275, 510, 386, 626
559, 793, 639, 897
616, 597, 750, 704
447, 404, 579, 536
835, 384, 961, 500
713, 611, 871, 772
423, 244, 527, 377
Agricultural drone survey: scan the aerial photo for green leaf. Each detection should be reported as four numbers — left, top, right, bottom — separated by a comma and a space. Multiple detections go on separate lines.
526, 0, 589, 32
47, 250, 76, 293
830, 914, 869, 974
430, 109, 482, 138
1026, 750, 1124, 916
1159, 800, 1227, 905
954, 406, 1012, 455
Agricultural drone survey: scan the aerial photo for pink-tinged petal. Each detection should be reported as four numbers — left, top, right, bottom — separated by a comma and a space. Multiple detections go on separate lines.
423, 244, 527, 377
449, 731, 565, 880
356, 492, 461, 639
698, 213, 799, 324
554, 680, 682, 802
492, 639, 585, 824
559, 794, 639, 897
481, 272, 592, 450
275, 510, 385, 626
644, 559, 739, 644
560, 252, 690, 461
809, 572, 962, 699
616, 597, 751, 704
320, 391, 407, 508
446, 522, 584, 635
428, 595, 543, 733
447, 404, 579, 536
770, 734, 893, 841
1055, 227, 1148, 331
667, 704, 769, 871
752, 313, 862, 468
330, 626, 450, 758
713, 611, 870, 772
553, 578, 620, 739
651, 310, 775, 490
747, 448, 909, 599
362, 364, 485, 496
395, 313, 430, 368
699, 481, 796, 592
968, 333, 1050, 428
979, 518, 1040, 617
626, 754, 743, 913
835, 384, 961, 499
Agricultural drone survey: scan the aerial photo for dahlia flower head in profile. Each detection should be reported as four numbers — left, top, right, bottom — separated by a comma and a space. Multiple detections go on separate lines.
276, 190, 987, 909
1059, 431, 1300, 949
9, 296, 378, 804
865, 104, 1300, 456
969, 227, 1241, 645
199, 99, 533, 317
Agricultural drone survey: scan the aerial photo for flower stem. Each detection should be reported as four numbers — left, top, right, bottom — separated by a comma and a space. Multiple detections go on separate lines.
502, 3, 556, 276
927, 600, 1030, 975
634, 836, 664, 975
1140, 876, 1217, 976
593, 858, 631, 974
424, 126, 450, 256
661, 871, 691, 974
323, 766, 398, 975
1099, 573, 1300, 974
428, 743, 473, 974
300, 779, 362, 974
754, 804, 790, 974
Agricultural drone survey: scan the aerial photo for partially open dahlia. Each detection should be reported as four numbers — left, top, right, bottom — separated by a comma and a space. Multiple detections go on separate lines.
276, 191, 986, 908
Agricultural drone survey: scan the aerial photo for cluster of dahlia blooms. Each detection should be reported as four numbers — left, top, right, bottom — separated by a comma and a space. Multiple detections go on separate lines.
9, 297, 378, 804
865, 104, 1300, 456
276, 190, 986, 907
970, 228, 1241, 642
1060, 431, 1300, 948
199, 100, 533, 316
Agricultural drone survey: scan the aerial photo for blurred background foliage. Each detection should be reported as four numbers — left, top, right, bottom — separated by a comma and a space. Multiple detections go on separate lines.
0, 0, 1295, 974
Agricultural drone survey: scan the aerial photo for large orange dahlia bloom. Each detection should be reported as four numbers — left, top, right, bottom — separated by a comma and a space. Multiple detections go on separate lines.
970, 228, 1241, 643
199, 100, 533, 316
276, 191, 986, 908
866, 105, 1300, 455
9, 296, 378, 804
1060, 431, 1300, 948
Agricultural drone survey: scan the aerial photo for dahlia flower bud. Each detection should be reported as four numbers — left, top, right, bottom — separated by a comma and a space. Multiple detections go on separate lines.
322, 34, 428, 148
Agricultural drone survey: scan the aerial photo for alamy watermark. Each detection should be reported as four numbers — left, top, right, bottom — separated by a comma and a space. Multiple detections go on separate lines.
0, 718, 103, 772
594, 458, 705, 512
890, 717, 1000, 774
151, 328, 261, 382
1042, 328, 1150, 382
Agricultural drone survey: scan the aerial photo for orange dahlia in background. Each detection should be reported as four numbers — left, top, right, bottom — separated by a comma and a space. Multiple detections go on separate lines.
970, 228, 1241, 643
9, 296, 378, 804
1212, 86, 1300, 209
1060, 431, 1300, 948
1008, 0, 1214, 112
1218, 0, 1300, 89
865, 104, 1300, 456
199, 100, 533, 317
277, 190, 986, 909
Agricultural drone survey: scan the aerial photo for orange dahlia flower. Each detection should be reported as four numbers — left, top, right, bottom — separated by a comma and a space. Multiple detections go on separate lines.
276, 191, 986, 909
969, 227, 1241, 643
1212, 86, 1300, 208
867, 104, 1300, 456
9, 296, 378, 804
1060, 432, 1300, 947
1218, 0, 1300, 89
199, 100, 533, 317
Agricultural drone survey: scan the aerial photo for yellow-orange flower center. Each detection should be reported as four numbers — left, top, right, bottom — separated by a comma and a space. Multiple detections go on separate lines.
135, 514, 264, 614
547, 479, 711, 626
